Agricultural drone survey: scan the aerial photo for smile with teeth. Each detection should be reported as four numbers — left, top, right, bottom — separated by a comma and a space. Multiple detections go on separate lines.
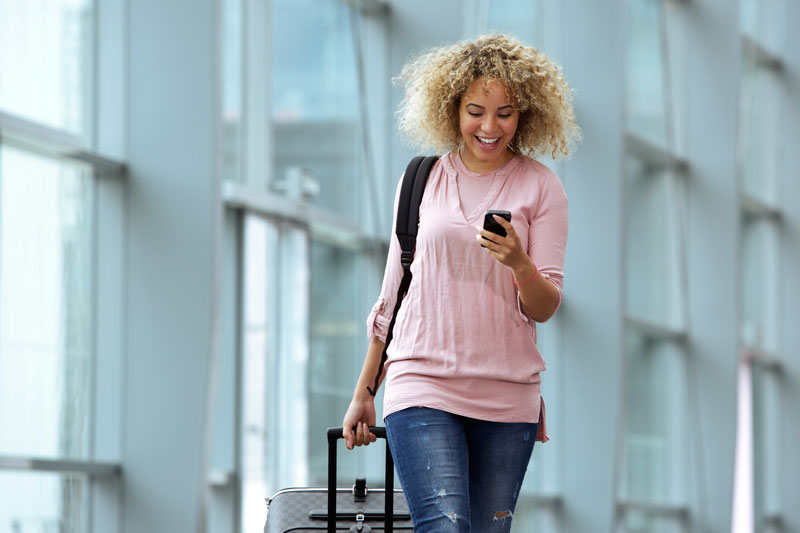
476, 136, 501, 146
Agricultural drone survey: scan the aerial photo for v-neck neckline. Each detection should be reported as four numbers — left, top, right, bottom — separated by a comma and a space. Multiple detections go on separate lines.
448, 152, 516, 225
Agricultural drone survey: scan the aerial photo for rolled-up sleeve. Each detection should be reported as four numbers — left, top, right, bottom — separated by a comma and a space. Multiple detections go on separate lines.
366, 176, 406, 343
526, 170, 568, 321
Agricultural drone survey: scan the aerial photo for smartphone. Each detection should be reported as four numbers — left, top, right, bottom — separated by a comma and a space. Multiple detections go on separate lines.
481, 210, 512, 247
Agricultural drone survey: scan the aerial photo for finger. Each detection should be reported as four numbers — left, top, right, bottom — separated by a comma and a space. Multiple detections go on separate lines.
359, 422, 368, 446
354, 422, 363, 446
494, 215, 521, 241
476, 227, 512, 250
350, 424, 360, 449
493, 214, 513, 230
343, 424, 353, 450
476, 232, 504, 252
474, 224, 502, 240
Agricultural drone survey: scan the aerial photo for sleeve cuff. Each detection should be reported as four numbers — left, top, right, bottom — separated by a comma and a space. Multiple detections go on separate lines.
366, 298, 391, 344
516, 273, 564, 323
540, 272, 564, 316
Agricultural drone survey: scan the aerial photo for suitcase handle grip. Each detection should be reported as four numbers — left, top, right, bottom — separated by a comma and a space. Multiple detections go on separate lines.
326, 426, 394, 533
327, 426, 387, 441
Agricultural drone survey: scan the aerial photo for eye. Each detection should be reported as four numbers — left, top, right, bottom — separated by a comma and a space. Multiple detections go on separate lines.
468, 112, 482, 117
498, 114, 512, 119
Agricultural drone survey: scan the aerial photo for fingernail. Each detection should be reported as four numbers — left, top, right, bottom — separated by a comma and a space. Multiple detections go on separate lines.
475, 234, 481, 241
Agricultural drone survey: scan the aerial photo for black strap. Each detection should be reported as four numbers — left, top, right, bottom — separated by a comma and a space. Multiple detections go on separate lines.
367, 156, 438, 396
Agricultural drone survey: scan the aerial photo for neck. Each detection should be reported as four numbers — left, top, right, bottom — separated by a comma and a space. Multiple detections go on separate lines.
459, 148, 514, 174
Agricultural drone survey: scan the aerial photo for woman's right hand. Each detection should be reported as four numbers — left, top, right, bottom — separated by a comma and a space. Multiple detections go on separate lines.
342, 396, 378, 450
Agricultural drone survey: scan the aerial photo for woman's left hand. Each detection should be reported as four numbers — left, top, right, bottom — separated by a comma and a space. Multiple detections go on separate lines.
475, 215, 532, 273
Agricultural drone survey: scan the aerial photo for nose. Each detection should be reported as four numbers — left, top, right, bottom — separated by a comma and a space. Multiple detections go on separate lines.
482, 115, 497, 132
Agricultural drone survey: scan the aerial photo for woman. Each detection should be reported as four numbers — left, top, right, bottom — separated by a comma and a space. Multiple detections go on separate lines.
342, 34, 580, 532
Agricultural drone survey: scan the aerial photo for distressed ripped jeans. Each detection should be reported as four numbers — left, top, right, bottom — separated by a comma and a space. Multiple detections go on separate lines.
385, 407, 538, 532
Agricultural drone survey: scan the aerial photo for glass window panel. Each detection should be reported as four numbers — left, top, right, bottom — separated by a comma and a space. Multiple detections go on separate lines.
740, 216, 779, 351
740, 0, 759, 39
241, 215, 310, 533
275, 224, 310, 485
0, 471, 86, 533
270, 0, 363, 222
752, 365, 780, 527
626, 0, 669, 148
0, 0, 92, 136
240, 214, 276, 533
0, 145, 93, 460
308, 238, 360, 486
622, 330, 686, 504
738, 57, 781, 205
740, 0, 787, 53
308, 240, 390, 488
221, 0, 243, 182
624, 156, 683, 327
760, 1, 787, 55
486, 0, 539, 43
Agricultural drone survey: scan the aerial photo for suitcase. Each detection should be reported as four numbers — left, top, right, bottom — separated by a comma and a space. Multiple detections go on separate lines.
264, 426, 413, 532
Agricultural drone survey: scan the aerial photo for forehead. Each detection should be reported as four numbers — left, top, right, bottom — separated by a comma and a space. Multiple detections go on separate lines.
461, 78, 512, 103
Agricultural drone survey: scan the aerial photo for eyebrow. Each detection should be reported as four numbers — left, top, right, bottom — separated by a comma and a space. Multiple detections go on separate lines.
466, 103, 514, 111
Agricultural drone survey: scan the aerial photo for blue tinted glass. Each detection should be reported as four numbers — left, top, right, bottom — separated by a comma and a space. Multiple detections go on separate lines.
0, 146, 93, 460
272, 0, 358, 121
271, 0, 363, 221
626, 0, 668, 148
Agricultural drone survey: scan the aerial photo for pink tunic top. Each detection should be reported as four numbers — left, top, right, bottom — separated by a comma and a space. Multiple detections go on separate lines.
367, 152, 569, 442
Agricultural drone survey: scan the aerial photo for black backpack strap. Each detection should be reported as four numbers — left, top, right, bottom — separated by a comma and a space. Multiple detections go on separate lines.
367, 155, 439, 397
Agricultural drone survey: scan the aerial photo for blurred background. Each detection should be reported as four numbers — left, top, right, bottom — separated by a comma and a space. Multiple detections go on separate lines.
0, 0, 797, 532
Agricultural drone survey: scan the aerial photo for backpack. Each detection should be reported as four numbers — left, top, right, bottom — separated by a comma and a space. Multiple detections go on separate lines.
367, 155, 439, 396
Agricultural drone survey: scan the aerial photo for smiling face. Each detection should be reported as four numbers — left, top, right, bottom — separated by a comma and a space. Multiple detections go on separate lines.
457, 78, 520, 174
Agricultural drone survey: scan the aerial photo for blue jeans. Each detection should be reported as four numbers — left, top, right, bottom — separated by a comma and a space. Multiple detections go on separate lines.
385, 407, 538, 532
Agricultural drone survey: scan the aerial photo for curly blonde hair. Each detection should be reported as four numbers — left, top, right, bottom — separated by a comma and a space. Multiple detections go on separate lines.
395, 34, 580, 160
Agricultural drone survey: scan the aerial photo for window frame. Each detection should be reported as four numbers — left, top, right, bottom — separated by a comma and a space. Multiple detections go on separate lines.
618, 0, 693, 528
217, 2, 392, 531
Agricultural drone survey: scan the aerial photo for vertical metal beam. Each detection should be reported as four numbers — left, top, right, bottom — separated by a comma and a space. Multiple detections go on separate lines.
779, 2, 800, 529
93, 0, 126, 531
206, 208, 244, 533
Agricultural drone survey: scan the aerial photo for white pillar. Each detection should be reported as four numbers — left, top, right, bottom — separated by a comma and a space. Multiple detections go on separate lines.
682, 0, 740, 530
559, 1, 626, 531
124, 1, 220, 531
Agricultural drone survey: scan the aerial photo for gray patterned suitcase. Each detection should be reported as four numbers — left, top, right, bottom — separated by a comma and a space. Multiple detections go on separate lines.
264, 427, 413, 532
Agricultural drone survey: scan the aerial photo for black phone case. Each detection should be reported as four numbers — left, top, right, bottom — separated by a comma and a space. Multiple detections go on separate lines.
482, 210, 511, 246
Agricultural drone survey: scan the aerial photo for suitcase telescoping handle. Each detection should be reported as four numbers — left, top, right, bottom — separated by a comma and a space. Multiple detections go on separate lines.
327, 427, 394, 533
